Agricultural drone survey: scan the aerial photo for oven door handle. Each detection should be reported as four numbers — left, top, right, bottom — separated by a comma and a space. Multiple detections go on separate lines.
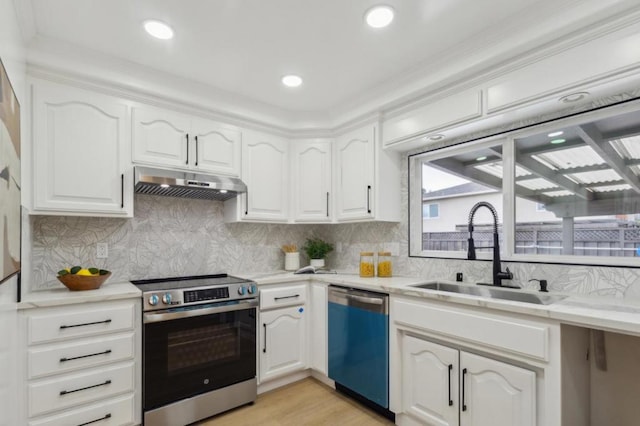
143, 299, 258, 323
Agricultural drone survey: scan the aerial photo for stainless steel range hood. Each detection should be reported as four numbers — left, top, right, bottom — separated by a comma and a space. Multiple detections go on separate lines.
134, 166, 247, 201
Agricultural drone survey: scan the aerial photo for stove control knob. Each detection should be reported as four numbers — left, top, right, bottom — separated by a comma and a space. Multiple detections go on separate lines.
248, 284, 257, 295
162, 293, 173, 305
148, 294, 159, 306
237, 286, 246, 296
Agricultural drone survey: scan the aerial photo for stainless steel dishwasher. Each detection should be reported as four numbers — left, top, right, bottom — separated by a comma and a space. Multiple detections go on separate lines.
328, 285, 392, 418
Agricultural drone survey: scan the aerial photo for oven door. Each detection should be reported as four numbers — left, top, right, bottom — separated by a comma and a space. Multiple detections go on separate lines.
143, 299, 257, 411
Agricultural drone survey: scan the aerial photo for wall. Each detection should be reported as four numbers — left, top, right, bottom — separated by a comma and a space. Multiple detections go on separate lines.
30, 194, 324, 290
0, 0, 25, 424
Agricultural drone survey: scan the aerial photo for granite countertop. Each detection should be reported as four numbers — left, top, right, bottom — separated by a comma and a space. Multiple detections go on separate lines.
18, 281, 141, 309
242, 271, 640, 337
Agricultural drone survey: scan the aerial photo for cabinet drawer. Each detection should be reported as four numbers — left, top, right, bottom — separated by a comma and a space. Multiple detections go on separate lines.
29, 393, 136, 426
28, 332, 135, 379
28, 361, 135, 417
28, 301, 135, 344
392, 298, 549, 361
260, 284, 307, 310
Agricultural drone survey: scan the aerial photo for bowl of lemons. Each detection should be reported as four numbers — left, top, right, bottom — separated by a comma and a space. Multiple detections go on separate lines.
57, 266, 111, 291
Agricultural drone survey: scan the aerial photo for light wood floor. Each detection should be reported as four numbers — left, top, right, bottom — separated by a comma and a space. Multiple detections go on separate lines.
195, 378, 394, 425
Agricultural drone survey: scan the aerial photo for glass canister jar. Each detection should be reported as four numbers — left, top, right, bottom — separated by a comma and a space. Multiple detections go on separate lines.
377, 252, 393, 277
359, 252, 375, 277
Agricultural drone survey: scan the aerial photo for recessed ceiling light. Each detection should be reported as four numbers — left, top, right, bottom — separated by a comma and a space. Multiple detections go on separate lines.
365, 5, 395, 28
160, 184, 170, 188
219, 189, 228, 194
559, 92, 589, 103
548, 131, 564, 137
144, 20, 174, 40
550, 138, 566, 144
282, 75, 303, 88
428, 134, 444, 141
476, 156, 487, 161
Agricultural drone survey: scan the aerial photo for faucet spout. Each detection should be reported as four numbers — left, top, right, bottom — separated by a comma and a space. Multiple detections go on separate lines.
467, 201, 513, 287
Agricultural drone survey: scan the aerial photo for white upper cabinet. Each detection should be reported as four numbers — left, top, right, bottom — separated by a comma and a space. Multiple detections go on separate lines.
132, 107, 190, 169
292, 139, 332, 222
31, 80, 133, 217
335, 126, 375, 221
132, 106, 241, 176
225, 129, 289, 222
335, 123, 401, 222
191, 118, 241, 176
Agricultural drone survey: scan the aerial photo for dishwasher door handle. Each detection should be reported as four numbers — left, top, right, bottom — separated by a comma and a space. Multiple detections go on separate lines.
346, 294, 384, 305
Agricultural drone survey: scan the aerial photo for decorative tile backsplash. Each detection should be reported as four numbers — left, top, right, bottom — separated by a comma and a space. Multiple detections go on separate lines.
30, 195, 325, 290
30, 192, 640, 299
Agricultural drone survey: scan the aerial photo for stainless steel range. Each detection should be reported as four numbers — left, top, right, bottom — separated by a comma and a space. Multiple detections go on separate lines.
132, 274, 258, 426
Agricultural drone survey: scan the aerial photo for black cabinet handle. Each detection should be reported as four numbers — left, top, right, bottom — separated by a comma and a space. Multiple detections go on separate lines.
274, 294, 300, 301
448, 364, 453, 406
462, 368, 468, 411
262, 323, 267, 353
60, 379, 111, 396
195, 135, 199, 166
60, 349, 112, 363
245, 189, 249, 215
120, 174, 124, 208
77, 413, 111, 426
186, 133, 189, 165
60, 319, 112, 330
326, 192, 330, 217
367, 185, 372, 214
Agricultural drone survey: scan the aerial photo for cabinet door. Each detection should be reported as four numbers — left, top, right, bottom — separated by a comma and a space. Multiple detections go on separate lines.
242, 131, 289, 221
402, 335, 459, 426
191, 118, 241, 176
132, 106, 190, 169
335, 125, 374, 221
292, 140, 332, 222
309, 283, 327, 374
460, 351, 536, 426
259, 306, 306, 382
32, 82, 132, 216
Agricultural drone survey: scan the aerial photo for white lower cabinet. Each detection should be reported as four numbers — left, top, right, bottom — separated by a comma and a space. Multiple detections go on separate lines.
401, 335, 536, 426
20, 299, 141, 426
259, 304, 307, 383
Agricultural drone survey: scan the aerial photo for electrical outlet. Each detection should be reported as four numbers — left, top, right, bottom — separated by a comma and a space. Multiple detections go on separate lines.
97, 243, 108, 259
456, 272, 463, 282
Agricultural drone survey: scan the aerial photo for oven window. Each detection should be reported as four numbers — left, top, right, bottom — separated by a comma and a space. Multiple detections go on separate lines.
167, 323, 244, 373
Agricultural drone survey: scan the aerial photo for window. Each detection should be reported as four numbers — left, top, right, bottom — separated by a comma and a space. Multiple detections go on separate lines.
410, 139, 504, 258
422, 203, 439, 219
409, 100, 640, 266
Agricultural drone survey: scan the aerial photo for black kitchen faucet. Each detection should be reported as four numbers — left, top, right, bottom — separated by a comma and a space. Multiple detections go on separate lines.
467, 201, 516, 288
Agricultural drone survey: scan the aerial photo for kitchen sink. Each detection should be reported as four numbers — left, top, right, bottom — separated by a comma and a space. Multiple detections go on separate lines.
411, 282, 566, 305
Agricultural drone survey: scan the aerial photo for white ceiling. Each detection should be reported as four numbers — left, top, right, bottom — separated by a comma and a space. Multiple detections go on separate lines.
17, 0, 639, 125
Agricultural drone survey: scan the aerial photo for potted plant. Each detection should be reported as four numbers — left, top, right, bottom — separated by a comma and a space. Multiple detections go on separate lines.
302, 237, 334, 268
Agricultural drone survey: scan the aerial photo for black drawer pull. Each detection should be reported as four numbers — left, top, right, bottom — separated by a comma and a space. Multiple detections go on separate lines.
186, 133, 189, 165
367, 185, 372, 214
462, 368, 468, 411
77, 413, 112, 426
448, 364, 453, 406
60, 349, 112, 363
60, 319, 112, 329
60, 379, 111, 396
263, 323, 267, 353
120, 174, 124, 208
274, 294, 300, 301
195, 135, 199, 166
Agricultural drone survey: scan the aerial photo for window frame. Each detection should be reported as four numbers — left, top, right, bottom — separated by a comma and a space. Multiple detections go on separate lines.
422, 202, 440, 219
409, 99, 640, 268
